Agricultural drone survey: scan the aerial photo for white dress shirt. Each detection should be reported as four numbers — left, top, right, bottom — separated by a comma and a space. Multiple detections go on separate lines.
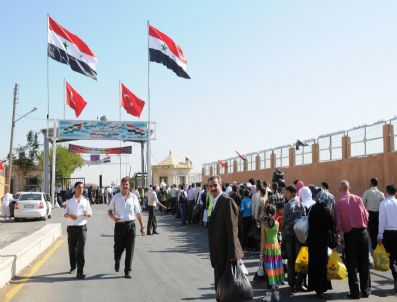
378, 195, 397, 239
212, 192, 222, 209
64, 196, 92, 226
108, 192, 141, 222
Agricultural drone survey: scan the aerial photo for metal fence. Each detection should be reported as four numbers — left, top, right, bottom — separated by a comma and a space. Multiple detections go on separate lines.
203, 117, 396, 176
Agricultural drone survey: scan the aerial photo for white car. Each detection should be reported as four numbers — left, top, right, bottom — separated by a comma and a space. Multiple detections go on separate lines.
14, 192, 52, 221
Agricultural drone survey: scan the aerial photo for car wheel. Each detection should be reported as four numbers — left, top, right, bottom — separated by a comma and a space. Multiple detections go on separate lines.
48, 214, 52, 219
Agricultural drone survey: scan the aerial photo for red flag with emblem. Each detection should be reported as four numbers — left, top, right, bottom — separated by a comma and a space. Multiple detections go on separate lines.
66, 82, 87, 118
121, 83, 145, 118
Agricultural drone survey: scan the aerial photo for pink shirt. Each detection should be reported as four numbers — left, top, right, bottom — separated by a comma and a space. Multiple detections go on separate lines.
335, 192, 368, 233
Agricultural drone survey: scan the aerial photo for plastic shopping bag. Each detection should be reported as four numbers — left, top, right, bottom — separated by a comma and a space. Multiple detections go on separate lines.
295, 246, 309, 273
374, 243, 390, 272
327, 250, 347, 280
216, 261, 253, 302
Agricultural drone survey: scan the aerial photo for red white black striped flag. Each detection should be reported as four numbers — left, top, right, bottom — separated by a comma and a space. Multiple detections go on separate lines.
149, 24, 190, 79
48, 16, 97, 80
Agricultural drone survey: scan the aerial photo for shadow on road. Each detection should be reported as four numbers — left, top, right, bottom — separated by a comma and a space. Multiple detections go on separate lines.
10, 272, 125, 284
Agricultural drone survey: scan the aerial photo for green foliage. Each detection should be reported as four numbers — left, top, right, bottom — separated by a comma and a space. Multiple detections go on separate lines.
53, 146, 84, 179
39, 145, 84, 179
13, 130, 40, 173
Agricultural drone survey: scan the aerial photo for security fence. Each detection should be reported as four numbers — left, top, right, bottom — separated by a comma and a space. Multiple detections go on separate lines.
203, 116, 396, 176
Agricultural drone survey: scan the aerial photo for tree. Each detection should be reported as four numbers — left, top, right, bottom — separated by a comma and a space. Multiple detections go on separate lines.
13, 130, 40, 173
39, 146, 85, 179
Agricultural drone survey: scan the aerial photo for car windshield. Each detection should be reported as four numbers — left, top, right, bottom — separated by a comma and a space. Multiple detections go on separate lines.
13, 194, 21, 200
19, 194, 42, 201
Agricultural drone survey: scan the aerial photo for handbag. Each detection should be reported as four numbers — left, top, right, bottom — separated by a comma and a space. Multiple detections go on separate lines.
293, 206, 311, 244
373, 243, 390, 272
327, 250, 347, 280
216, 261, 253, 302
295, 246, 309, 273
256, 259, 264, 277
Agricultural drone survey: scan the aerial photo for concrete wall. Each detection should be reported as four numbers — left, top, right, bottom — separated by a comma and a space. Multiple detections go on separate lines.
208, 152, 397, 197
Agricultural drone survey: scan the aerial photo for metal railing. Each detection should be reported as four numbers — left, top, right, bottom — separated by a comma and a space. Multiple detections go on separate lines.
202, 117, 397, 176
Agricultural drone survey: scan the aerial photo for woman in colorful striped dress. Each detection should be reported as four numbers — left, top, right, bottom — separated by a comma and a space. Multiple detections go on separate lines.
261, 205, 284, 302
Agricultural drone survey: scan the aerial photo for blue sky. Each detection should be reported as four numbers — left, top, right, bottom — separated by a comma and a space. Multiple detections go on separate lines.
1, 1, 397, 185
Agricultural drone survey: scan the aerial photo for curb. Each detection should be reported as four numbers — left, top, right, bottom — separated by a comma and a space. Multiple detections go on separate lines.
0, 223, 62, 288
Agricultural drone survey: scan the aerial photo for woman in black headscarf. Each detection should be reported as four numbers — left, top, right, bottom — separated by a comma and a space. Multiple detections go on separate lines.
306, 186, 336, 298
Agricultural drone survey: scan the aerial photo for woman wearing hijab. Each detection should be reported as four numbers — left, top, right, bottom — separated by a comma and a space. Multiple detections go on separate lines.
306, 186, 336, 298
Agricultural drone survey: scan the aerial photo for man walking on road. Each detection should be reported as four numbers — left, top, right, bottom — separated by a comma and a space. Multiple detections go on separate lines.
362, 177, 384, 250
147, 185, 167, 235
64, 181, 92, 279
108, 176, 145, 278
335, 180, 370, 299
377, 184, 397, 293
207, 175, 243, 301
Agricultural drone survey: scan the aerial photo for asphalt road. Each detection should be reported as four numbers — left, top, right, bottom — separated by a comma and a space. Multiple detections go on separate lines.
0, 205, 396, 302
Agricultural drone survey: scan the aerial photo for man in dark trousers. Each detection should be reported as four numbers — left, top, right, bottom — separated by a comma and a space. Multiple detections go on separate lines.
207, 175, 243, 301
146, 185, 167, 235
64, 182, 92, 279
335, 180, 370, 299
108, 176, 145, 278
377, 184, 397, 293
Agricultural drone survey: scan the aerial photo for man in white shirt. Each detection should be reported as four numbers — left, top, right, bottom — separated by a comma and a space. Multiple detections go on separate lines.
147, 185, 167, 235
363, 177, 385, 249
64, 182, 92, 279
108, 176, 145, 278
377, 184, 397, 293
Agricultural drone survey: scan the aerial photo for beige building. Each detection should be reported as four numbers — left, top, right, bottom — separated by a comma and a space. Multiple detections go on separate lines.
152, 151, 194, 186
5, 165, 44, 193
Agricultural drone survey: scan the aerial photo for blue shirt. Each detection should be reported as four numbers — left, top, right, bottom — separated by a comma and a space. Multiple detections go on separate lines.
240, 197, 252, 217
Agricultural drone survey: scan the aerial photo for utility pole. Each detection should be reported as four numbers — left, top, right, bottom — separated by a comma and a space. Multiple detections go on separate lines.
7, 84, 20, 193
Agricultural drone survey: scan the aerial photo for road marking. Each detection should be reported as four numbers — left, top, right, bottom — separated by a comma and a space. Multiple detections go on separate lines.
4, 236, 66, 302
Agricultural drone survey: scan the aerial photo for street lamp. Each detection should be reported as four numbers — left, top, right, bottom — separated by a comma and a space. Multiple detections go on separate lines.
7, 84, 38, 193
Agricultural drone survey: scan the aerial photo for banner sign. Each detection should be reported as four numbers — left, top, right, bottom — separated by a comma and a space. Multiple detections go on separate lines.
69, 144, 132, 154
85, 156, 111, 165
0, 162, 4, 177
59, 120, 148, 141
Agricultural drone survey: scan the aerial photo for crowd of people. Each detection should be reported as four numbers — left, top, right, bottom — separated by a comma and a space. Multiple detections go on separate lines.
147, 175, 396, 301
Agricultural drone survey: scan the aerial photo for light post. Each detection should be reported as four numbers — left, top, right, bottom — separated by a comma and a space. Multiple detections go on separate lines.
7, 84, 38, 193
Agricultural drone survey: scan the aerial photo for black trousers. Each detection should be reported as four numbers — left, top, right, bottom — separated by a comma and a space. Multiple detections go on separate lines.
344, 228, 370, 296
187, 201, 194, 223
67, 225, 87, 275
284, 234, 305, 288
114, 221, 136, 273
147, 205, 157, 233
383, 230, 397, 280
368, 211, 379, 250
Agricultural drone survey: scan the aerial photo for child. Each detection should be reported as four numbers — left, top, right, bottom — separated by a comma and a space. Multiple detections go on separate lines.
261, 205, 284, 301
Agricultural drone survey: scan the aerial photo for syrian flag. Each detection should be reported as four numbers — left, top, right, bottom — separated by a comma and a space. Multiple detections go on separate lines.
48, 16, 97, 80
149, 24, 190, 79
121, 84, 145, 117
66, 82, 87, 118
235, 151, 247, 161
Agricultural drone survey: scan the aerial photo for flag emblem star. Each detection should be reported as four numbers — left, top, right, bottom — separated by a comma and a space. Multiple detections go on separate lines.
161, 43, 168, 52
63, 41, 68, 50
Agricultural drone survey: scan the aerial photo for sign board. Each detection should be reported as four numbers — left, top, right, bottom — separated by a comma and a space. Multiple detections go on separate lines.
58, 120, 149, 141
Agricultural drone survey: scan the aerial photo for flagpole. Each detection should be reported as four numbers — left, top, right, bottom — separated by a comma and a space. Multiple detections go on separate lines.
146, 20, 152, 188
45, 13, 50, 196
63, 78, 66, 120
119, 79, 122, 183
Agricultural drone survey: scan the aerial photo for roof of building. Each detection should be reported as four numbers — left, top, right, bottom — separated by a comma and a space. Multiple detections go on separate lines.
153, 151, 192, 169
